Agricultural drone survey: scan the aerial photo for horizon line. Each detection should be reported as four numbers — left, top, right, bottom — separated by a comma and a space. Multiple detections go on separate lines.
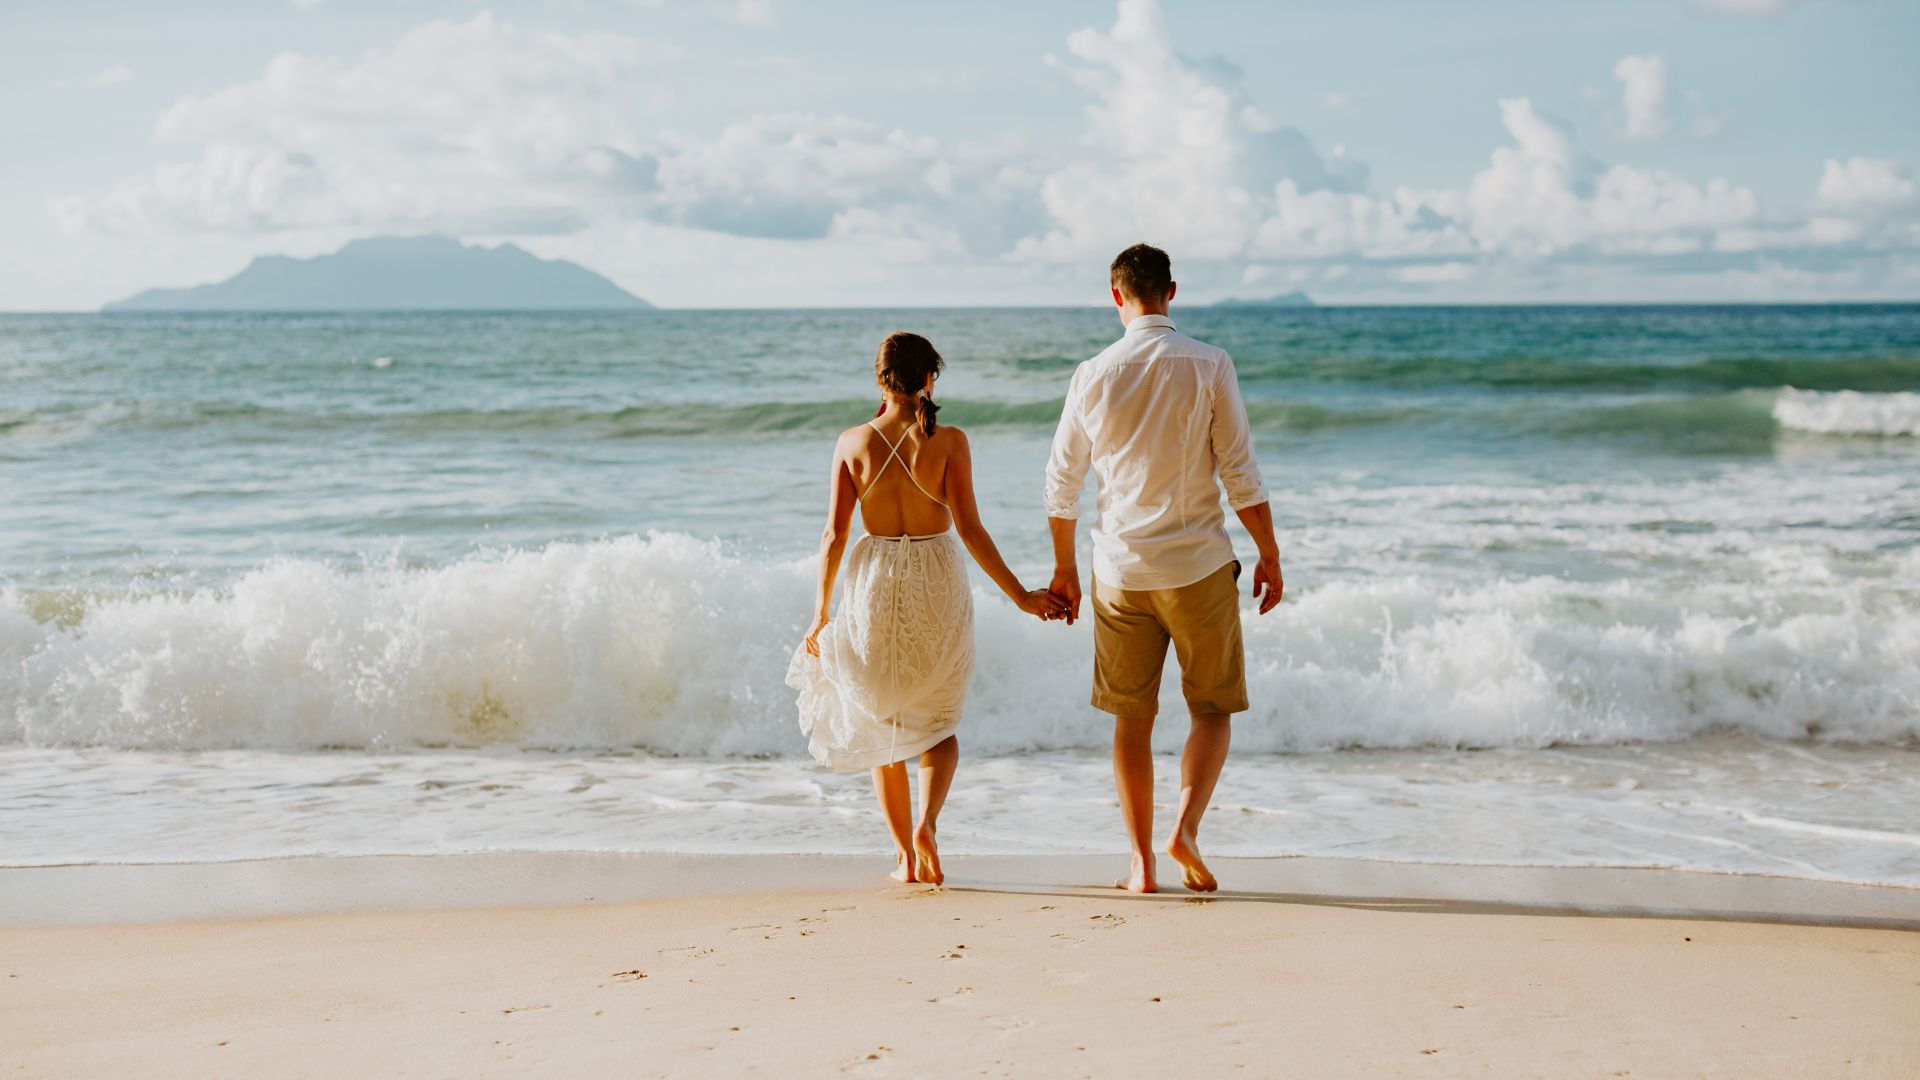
4, 297, 1920, 316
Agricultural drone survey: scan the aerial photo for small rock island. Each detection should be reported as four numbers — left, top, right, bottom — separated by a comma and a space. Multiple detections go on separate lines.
104, 235, 652, 312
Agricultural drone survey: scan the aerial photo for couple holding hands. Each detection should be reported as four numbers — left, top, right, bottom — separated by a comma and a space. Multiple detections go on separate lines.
787, 244, 1284, 893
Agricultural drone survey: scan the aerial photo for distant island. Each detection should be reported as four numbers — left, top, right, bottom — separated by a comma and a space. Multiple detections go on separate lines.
103, 235, 652, 312
1208, 291, 1315, 308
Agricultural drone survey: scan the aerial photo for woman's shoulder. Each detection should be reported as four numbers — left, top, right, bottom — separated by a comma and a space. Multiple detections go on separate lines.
929, 424, 969, 450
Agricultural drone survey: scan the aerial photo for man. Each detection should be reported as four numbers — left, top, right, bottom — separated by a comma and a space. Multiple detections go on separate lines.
1044, 243, 1284, 894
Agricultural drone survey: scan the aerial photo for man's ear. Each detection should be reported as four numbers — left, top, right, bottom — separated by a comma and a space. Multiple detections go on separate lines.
1111, 286, 1125, 308
1166, 281, 1177, 304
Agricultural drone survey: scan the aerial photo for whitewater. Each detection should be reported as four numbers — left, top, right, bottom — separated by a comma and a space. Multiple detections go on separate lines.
5, 528, 1918, 755
2, 306, 1917, 884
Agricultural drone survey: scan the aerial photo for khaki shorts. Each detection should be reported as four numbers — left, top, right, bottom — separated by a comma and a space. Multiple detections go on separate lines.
1091, 561, 1247, 717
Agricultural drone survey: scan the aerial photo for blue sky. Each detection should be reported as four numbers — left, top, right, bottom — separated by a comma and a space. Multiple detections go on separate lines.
2, 0, 1916, 309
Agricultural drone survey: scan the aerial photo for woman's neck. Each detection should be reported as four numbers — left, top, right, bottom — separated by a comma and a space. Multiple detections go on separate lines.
878, 396, 919, 424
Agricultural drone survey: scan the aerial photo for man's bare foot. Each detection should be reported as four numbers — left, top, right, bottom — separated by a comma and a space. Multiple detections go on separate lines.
1114, 852, 1157, 893
912, 825, 943, 885
889, 851, 917, 884
1166, 828, 1217, 892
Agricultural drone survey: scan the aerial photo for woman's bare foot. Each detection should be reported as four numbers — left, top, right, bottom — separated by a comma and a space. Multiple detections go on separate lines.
912, 825, 943, 885
1166, 828, 1217, 892
1114, 852, 1157, 893
889, 851, 917, 884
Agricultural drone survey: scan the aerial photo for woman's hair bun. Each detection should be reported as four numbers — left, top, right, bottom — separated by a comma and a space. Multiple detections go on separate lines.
875, 332, 945, 436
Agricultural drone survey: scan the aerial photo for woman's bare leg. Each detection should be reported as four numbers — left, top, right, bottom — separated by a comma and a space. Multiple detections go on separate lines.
871, 760, 916, 883
913, 736, 958, 884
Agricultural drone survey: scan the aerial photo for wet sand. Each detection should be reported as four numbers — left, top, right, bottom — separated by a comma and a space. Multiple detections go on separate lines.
4, 855, 1917, 1077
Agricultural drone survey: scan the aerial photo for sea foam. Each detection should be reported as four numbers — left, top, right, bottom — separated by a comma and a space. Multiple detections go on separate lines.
4, 533, 1916, 754
1773, 388, 1920, 436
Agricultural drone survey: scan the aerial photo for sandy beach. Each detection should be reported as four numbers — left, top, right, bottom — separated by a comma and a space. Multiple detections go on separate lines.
4, 855, 1916, 1078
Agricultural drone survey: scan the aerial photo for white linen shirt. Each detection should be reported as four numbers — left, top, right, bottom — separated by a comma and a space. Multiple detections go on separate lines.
1045, 314, 1270, 591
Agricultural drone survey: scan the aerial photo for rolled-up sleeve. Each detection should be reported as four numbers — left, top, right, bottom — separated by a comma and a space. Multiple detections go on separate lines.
1209, 354, 1270, 511
1044, 372, 1092, 519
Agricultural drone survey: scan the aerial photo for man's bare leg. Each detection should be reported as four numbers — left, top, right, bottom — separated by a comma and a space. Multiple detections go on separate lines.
913, 736, 958, 884
1112, 714, 1158, 892
871, 760, 916, 883
1166, 712, 1229, 892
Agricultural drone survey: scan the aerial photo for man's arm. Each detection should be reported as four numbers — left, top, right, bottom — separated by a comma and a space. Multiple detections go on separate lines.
1209, 354, 1269, 514
1235, 501, 1283, 614
1212, 356, 1283, 614
1047, 515, 1083, 625
1043, 372, 1091, 624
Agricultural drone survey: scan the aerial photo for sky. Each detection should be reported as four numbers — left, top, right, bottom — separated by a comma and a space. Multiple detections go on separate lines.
2, 0, 1917, 310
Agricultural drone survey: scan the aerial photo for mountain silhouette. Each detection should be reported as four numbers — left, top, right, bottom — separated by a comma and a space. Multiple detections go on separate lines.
104, 236, 652, 311
1208, 291, 1315, 308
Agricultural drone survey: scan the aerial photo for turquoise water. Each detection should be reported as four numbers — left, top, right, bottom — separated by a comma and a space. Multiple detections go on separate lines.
6, 305, 1917, 584
2, 306, 1918, 881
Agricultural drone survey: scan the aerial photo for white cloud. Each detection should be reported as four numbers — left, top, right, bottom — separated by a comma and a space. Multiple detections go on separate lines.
53, 143, 328, 234
628, 0, 775, 24
1469, 98, 1760, 256
48, 65, 136, 90
1612, 54, 1670, 139
58, 15, 673, 236
1688, 0, 1797, 14
1320, 89, 1383, 111
41, 0, 1918, 306
1253, 96, 1763, 266
1013, 0, 1362, 263
1815, 157, 1916, 214
1396, 262, 1475, 284
647, 113, 957, 238
54, 12, 998, 247
725, 0, 774, 25
1256, 181, 1467, 260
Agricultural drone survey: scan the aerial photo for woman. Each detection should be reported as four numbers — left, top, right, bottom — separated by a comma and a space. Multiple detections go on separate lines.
786, 332, 1064, 885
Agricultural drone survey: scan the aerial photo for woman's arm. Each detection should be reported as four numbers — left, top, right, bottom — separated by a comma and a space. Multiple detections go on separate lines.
944, 429, 1066, 620
803, 435, 859, 655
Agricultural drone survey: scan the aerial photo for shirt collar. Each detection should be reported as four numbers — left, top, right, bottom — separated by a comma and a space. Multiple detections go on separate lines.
1125, 313, 1175, 333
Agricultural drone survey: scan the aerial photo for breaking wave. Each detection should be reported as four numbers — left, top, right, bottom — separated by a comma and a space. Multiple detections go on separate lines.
4, 533, 1915, 755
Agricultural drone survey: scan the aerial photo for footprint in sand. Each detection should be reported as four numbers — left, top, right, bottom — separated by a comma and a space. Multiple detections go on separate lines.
501, 1004, 552, 1015
841, 1045, 894, 1073
1087, 913, 1127, 927
606, 969, 648, 984
928, 987, 975, 1005
984, 1015, 1034, 1034
660, 946, 715, 959
1049, 933, 1087, 948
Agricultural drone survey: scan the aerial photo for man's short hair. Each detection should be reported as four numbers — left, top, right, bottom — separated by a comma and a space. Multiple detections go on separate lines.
1110, 243, 1172, 303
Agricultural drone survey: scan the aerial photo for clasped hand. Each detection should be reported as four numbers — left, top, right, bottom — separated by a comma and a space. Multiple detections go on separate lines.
1015, 588, 1071, 622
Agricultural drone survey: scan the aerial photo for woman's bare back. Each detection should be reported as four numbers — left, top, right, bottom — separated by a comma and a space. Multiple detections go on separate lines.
846, 418, 955, 538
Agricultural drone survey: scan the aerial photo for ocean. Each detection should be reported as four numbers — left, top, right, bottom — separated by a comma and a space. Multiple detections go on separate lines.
3, 305, 1917, 884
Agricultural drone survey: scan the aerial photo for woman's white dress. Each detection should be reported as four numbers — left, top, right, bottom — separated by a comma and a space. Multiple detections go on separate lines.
786, 422, 975, 769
